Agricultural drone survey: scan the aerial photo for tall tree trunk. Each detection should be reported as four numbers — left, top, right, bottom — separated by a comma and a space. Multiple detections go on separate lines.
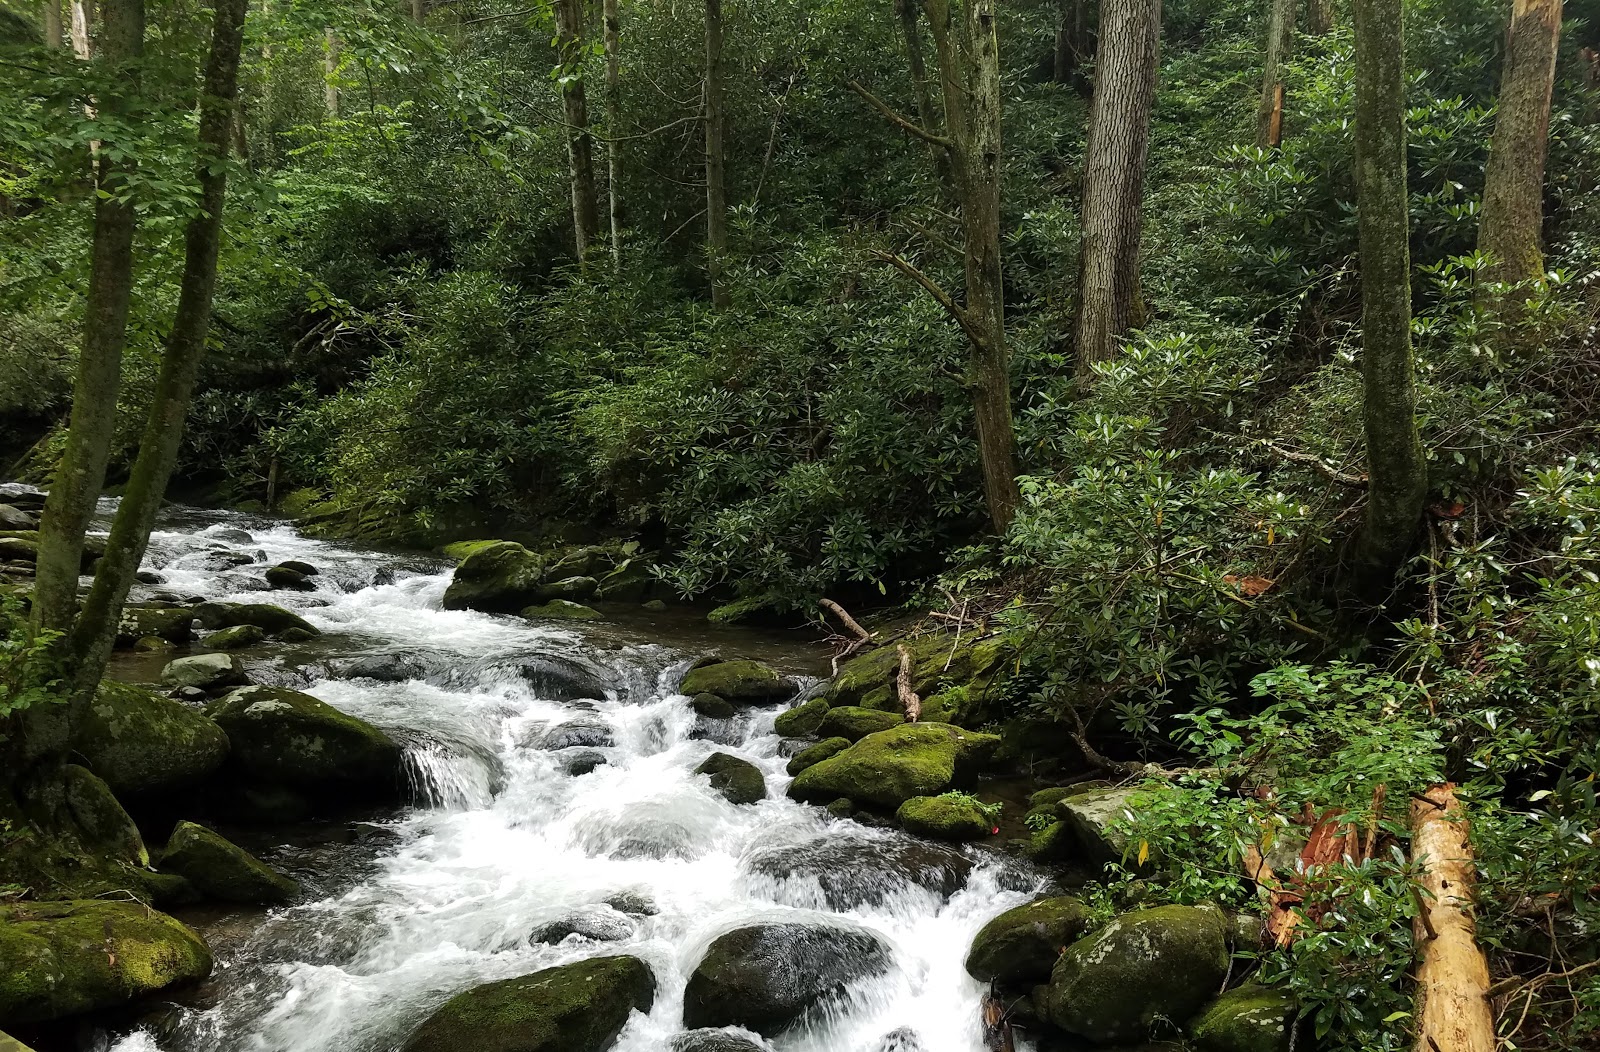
1306, 0, 1333, 34
69, 0, 92, 57
602, 0, 623, 270
1256, 0, 1295, 147
323, 28, 339, 117
703, 0, 729, 309
411, 0, 426, 22
896, 0, 956, 191
1073, 0, 1160, 380
1477, 0, 1563, 293
555, 0, 600, 265
1053, 0, 1086, 83
1352, 0, 1426, 574
69, 0, 250, 701
43, 0, 64, 48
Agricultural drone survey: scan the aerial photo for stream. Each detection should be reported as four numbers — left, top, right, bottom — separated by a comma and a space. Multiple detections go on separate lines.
94, 503, 1045, 1052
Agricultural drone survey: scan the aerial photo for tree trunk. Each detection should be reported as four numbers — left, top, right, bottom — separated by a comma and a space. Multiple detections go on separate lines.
1352, 0, 1426, 574
1073, 0, 1160, 380
555, 0, 600, 265
704, 0, 729, 309
411, 0, 425, 22
1053, 0, 1086, 83
69, 0, 250, 701
1477, 0, 1562, 293
1256, 0, 1295, 148
43, 0, 64, 48
602, 0, 623, 270
1306, 0, 1333, 34
1410, 785, 1496, 1052
323, 28, 339, 118
896, 0, 954, 187
69, 0, 93, 57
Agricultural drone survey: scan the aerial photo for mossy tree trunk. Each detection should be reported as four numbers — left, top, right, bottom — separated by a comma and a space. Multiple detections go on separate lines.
555, 0, 600, 265
1352, 0, 1427, 574
1073, 0, 1160, 380
1256, 0, 1296, 147
602, 0, 623, 270
43, 0, 64, 47
704, 0, 730, 309
1477, 0, 1563, 295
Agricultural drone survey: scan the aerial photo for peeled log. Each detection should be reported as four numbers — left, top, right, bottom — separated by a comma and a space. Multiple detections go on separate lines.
1410, 783, 1494, 1052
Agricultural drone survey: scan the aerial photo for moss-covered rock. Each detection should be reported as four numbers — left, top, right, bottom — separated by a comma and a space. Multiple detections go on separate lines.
825, 634, 1009, 724
0, 1028, 41, 1051
205, 623, 265, 649
681, 659, 797, 703
1043, 904, 1231, 1044
596, 559, 655, 601
159, 821, 299, 904
75, 681, 230, 797
207, 686, 401, 792
521, 599, 603, 621
683, 922, 890, 1032
818, 706, 905, 741
787, 723, 1000, 809
398, 955, 655, 1052
61, 764, 147, 867
1189, 985, 1298, 1052
773, 696, 830, 737
441, 541, 546, 612
114, 604, 194, 649
160, 653, 249, 691
785, 737, 851, 776
1057, 785, 1153, 865
965, 896, 1093, 984
1029, 783, 1108, 809
691, 693, 737, 719
896, 794, 993, 841
706, 594, 786, 627
196, 602, 320, 639
696, 752, 766, 805
0, 899, 212, 1024
534, 575, 599, 602
1024, 820, 1077, 862
439, 539, 505, 562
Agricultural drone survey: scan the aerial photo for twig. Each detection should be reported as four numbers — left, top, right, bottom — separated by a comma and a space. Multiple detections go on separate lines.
846, 79, 953, 148
1262, 441, 1368, 487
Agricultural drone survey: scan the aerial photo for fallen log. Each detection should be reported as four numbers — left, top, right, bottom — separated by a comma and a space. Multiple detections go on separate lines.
896, 643, 921, 722
1410, 783, 1494, 1052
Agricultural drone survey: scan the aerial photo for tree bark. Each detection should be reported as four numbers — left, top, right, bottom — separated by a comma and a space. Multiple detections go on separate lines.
43, 0, 64, 48
69, 0, 92, 57
555, 0, 600, 265
1073, 0, 1160, 380
1053, 0, 1086, 83
323, 28, 339, 118
1410, 784, 1495, 1052
602, 0, 623, 270
69, 0, 249, 701
1256, 0, 1296, 148
1306, 0, 1333, 34
1351, 0, 1426, 574
895, 0, 954, 187
411, 0, 426, 22
704, 0, 730, 308
1477, 0, 1562, 293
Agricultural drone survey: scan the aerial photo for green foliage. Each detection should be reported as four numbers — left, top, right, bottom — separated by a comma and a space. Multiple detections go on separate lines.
936, 789, 1002, 826
0, 597, 62, 727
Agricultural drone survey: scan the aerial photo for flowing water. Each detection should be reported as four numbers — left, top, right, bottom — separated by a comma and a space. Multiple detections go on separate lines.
96, 503, 1045, 1052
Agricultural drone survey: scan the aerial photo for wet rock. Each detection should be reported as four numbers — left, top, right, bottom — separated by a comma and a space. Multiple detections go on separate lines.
160, 653, 249, 692
0, 504, 39, 529
135, 569, 164, 584
207, 527, 255, 545
195, 602, 320, 639
399, 954, 656, 1052
556, 748, 609, 775
603, 890, 659, 916
818, 705, 905, 741
773, 696, 829, 737
440, 541, 545, 612
896, 794, 993, 841
159, 821, 299, 904
1189, 985, 1298, 1052
0, 899, 212, 1024
745, 832, 974, 909
497, 654, 611, 701
681, 658, 797, 703
606, 820, 698, 861
266, 565, 316, 591
824, 798, 855, 819
689, 715, 746, 746
0, 483, 46, 508
691, 693, 736, 719
74, 681, 230, 797
683, 921, 891, 1033
695, 752, 766, 805
1043, 904, 1231, 1044
134, 636, 175, 654
522, 599, 603, 621
330, 652, 432, 682
279, 559, 318, 575
785, 737, 850, 776
278, 626, 319, 643
1057, 785, 1151, 865
787, 723, 1000, 809
824, 634, 1008, 725
671, 1029, 771, 1052
61, 764, 148, 867
965, 896, 1093, 984
874, 1028, 926, 1052
205, 624, 265, 650
529, 907, 635, 945
115, 603, 195, 648
535, 719, 614, 751
535, 575, 599, 602
207, 686, 402, 793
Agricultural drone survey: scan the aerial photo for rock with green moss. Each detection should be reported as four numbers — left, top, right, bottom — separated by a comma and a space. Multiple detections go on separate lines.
773, 696, 830, 737
896, 794, 994, 841
705, 594, 786, 627
1030, 783, 1108, 809
207, 686, 401, 792
158, 821, 298, 904
0, 899, 213, 1024
1189, 985, 1297, 1052
1057, 785, 1152, 865
683, 922, 890, 1032
61, 764, 148, 867
398, 955, 656, 1052
160, 653, 249, 691
206, 624, 265, 650
0, 1028, 41, 1051
441, 541, 546, 612
818, 705, 905, 741
522, 600, 603, 621
536, 575, 599, 602
440, 539, 504, 562
596, 559, 655, 601
965, 896, 1093, 984
696, 753, 766, 805
824, 634, 1008, 724
114, 603, 194, 649
691, 693, 736, 719
75, 681, 230, 797
786, 737, 850, 776
1043, 904, 1231, 1044
196, 602, 320, 639
1024, 820, 1077, 862
787, 723, 1000, 809
681, 659, 797, 703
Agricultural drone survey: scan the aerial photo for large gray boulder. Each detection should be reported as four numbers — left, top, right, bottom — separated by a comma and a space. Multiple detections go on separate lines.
160, 653, 249, 691
682, 922, 891, 1032
206, 686, 401, 793
441, 541, 545, 612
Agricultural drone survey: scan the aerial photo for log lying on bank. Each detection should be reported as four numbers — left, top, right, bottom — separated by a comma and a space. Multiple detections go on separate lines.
1410, 783, 1494, 1052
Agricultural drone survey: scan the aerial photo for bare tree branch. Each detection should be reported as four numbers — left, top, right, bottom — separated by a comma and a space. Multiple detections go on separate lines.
846, 78, 953, 148
867, 249, 988, 354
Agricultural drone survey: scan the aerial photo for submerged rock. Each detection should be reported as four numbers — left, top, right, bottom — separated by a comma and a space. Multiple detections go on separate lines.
896, 794, 993, 841
965, 896, 1093, 984
695, 752, 766, 805
399, 955, 655, 1052
555, 748, 609, 775
787, 723, 999, 809
772, 696, 829, 737
160, 653, 249, 691
744, 833, 974, 909
680, 659, 797, 703
671, 1029, 771, 1052
207, 686, 402, 793
603, 890, 659, 916
74, 681, 230, 797
682, 921, 891, 1033
1189, 985, 1298, 1052
785, 737, 850, 776
0, 899, 212, 1024
818, 705, 904, 741
440, 541, 545, 613
873, 1028, 926, 1052
529, 907, 635, 945
521, 599, 603, 621
159, 821, 299, 904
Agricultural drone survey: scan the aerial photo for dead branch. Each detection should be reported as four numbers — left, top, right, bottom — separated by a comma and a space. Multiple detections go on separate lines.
1262, 441, 1369, 487
896, 644, 922, 722
820, 598, 872, 643
846, 78, 953, 148
867, 249, 990, 354
1410, 784, 1495, 1052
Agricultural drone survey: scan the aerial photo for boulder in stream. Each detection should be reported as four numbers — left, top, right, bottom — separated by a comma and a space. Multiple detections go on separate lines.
895, 793, 993, 841
159, 820, 299, 904
691, 693, 736, 719
535, 575, 599, 602
0, 504, 38, 530
671, 1029, 772, 1052
265, 565, 316, 591
817, 705, 905, 741
695, 752, 766, 805
160, 653, 249, 692
195, 601, 321, 639
529, 906, 635, 945
682, 921, 891, 1033
744, 832, 974, 909
207, 686, 402, 793
399, 954, 655, 1052
205, 623, 265, 650
114, 603, 195, 648
786, 723, 999, 809
1189, 984, 1299, 1052
0, 899, 212, 1025
521, 599, 603, 621
772, 696, 829, 737
965, 896, 1093, 984
785, 736, 850, 776
680, 658, 797, 703
440, 541, 545, 613
73, 680, 230, 797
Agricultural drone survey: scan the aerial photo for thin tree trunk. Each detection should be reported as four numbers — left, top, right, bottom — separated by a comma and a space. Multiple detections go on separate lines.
1410, 785, 1495, 1052
1477, 0, 1563, 293
1053, 0, 1085, 83
323, 28, 339, 118
602, 0, 623, 270
896, 0, 953, 187
704, 0, 729, 309
1073, 0, 1160, 379
555, 0, 600, 265
69, 0, 92, 57
1306, 0, 1333, 34
411, 0, 426, 22
69, 0, 249, 701
1352, 0, 1426, 574
43, 0, 64, 48
1256, 0, 1295, 148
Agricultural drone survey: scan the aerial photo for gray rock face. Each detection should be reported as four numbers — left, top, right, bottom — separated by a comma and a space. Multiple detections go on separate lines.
0, 503, 39, 529
160, 653, 250, 691
682, 921, 892, 1033
744, 832, 975, 910
529, 906, 635, 945
671, 1029, 771, 1052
